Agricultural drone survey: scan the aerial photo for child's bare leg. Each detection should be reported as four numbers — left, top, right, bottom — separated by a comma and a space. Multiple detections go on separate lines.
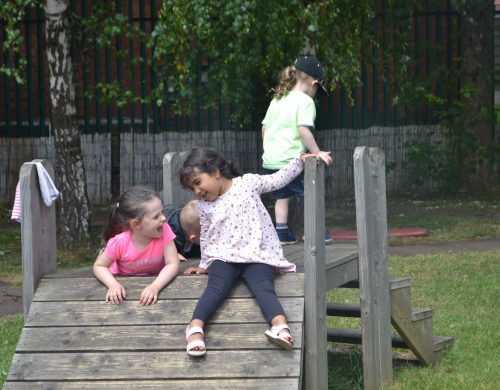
272, 315, 292, 339
275, 198, 290, 224
271, 315, 287, 327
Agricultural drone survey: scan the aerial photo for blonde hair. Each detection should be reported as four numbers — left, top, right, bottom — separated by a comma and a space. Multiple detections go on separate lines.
179, 200, 200, 237
271, 66, 311, 99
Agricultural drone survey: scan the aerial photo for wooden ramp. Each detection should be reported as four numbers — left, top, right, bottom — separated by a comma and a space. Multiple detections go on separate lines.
5, 261, 305, 389
8, 150, 454, 390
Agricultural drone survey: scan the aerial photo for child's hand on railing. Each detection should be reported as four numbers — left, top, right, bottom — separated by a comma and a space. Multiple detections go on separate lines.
300, 151, 332, 166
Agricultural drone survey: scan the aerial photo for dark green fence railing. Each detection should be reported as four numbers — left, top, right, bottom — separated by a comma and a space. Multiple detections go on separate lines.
1, 1, 474, 138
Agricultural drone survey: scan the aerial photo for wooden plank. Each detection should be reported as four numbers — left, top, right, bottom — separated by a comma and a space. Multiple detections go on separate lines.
4, 378, 299, 390
16, 323, 303, 352
25, 297, 304, 327
7, 350, 301, 381
33, 274, 305, 301
353, 146, 393, 389
20, 159, 57, 318
283, 243, 358, 273
326, 255, 359, 291
303, 158, 328, 390
162, 151, 195, 208
390, 287, 436, 365
43, 266, 93, 278
43, 243, 359, 280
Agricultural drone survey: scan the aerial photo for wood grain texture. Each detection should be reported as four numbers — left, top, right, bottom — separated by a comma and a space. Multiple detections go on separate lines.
33, 273, 305, 301
7, 350, 301, 381
3, 378, 299, 390
20, 159, 57, 318
353, 146, 393, 389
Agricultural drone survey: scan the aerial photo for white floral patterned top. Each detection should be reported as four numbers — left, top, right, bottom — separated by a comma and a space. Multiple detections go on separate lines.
197, 157, 304, 273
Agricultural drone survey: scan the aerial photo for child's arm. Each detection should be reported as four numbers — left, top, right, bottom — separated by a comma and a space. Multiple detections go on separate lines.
139, 241, 180, 306
298, 126, 333, 166
93, 252, 127, 304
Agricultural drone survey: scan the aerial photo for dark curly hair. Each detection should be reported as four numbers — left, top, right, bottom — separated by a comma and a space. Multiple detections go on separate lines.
179, 147, 241, 189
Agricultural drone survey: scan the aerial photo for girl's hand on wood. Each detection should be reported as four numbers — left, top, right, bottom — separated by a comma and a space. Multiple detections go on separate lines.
140, 284, 160, 306
300, 153, 317, 162
184, 267, 207, 275
106, 282, 126, 304
301, 151, 332, 166
318, 151, 333, 166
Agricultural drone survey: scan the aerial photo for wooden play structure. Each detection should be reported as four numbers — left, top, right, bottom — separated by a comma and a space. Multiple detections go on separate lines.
5, 147, 453, 389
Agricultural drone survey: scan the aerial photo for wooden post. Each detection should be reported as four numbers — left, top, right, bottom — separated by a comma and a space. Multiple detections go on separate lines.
353, 147, 393, 389
162, 151, 195, 208
20, 159, 57, 319
303, 157, 327, 390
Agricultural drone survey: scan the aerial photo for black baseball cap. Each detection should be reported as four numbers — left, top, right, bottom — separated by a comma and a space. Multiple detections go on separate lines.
294, 55, 328, 97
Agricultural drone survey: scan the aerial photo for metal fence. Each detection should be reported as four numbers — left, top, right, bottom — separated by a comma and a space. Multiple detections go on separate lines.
0, 1, 465, 137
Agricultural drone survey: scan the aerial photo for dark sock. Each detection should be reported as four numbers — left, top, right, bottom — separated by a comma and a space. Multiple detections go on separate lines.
276, 223, 288, 230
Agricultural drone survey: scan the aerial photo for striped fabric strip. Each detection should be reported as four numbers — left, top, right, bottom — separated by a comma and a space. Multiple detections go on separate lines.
11, 182, 21, 222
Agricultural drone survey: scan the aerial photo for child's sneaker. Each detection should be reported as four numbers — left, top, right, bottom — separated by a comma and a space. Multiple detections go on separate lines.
276, 228, 298, 245
301, 231, 333, 244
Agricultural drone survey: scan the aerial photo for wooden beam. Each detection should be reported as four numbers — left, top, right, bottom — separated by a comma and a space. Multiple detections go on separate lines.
303, 157, 327, 390
162, 151, 195, 208
353, 147, 393, 389
20, 159, 57, 318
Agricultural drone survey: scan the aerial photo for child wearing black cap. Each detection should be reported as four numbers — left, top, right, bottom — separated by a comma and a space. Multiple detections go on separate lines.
261, 55, 333, 245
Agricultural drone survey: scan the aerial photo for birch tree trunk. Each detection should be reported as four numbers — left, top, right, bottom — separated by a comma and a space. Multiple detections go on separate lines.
45, 0, 90, 247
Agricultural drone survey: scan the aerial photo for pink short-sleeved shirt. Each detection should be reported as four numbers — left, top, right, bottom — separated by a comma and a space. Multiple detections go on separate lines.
198, 157, 304, 274
105, 224, 175, 275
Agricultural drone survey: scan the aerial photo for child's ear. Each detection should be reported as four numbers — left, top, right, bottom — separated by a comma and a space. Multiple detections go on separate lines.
189, 233, 200, 245
129, 218, 140, 229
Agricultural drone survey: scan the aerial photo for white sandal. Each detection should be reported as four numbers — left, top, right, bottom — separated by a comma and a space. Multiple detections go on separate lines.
265, 323, 294, 350
185, 325, 206, 356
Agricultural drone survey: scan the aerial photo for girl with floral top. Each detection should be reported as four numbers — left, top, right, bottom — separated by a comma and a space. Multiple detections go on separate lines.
179, 146, 330, 356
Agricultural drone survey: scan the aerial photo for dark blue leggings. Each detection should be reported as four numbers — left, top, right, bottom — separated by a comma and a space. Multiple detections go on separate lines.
192, 260, 286, 324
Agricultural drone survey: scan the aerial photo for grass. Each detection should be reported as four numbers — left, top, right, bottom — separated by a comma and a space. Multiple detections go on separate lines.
327, 250, 500, 389
326, 196, 500, 245
0, 315, 23, 382
0, 196, 499, 388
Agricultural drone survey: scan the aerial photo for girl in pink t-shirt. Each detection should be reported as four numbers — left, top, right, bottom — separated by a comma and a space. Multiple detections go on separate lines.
93, 186, 180, 306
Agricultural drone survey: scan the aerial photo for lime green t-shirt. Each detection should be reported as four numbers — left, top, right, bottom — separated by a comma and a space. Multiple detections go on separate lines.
261, 91, 316, 169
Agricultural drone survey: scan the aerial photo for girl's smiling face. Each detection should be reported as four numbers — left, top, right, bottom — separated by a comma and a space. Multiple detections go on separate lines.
186, 168, 229, 201
134, 197, 166, 239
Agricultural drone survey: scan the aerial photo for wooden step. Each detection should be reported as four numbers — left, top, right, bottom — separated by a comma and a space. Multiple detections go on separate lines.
411, 307, 433, 321
389, 277, 411, 290
390, 292, 435, 365
327, 330, 454, 356
433, 335, 454, 351
338, 277, 412, 290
